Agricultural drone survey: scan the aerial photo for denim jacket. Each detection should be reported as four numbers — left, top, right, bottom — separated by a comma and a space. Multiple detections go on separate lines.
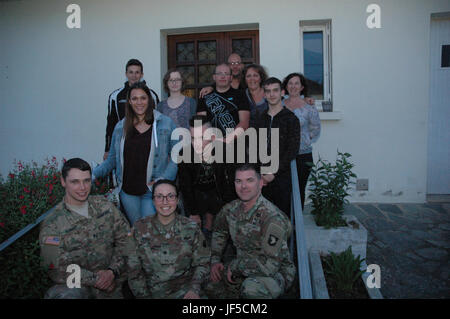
93, 110, 179, 193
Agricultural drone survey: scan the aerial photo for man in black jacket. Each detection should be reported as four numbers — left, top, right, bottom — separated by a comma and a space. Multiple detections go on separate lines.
104, 59, 160, 160
255, 77, 300, 216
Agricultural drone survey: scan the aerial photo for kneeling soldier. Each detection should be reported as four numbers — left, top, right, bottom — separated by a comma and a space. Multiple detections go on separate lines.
39, 158, 133, 299
127, 180, 210, 298
205, 163, 296, 299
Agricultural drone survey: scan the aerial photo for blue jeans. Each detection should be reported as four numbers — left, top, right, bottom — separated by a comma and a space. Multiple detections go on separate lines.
119, 189, 156, 226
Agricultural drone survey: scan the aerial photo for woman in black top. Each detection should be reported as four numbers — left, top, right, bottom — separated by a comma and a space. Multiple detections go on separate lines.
94, 82, 178, 226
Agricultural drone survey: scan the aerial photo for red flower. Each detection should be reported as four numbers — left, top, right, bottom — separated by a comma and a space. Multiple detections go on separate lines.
49, 263, 54, 270
95, 180, 100, 186
31, 170, 36, 178
48, 195, 56, 204
8, 173, 14, 179
0, 222, 5, 228
20, 205, 27, 215
23, 187, 30, 193
44, 175, 48, 179
53, 174, 58, 181
29, 202, 33, 208
49, 184, 54, 192
19, 195, 25, 200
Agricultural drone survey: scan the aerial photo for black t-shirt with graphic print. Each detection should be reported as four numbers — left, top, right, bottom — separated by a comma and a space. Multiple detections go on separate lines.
197, 87, 250, 136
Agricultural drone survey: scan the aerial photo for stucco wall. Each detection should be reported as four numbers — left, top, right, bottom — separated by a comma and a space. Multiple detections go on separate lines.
1, 0, 449, 202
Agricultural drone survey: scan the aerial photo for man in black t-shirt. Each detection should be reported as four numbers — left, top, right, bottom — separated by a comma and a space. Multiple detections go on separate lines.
197, 63, 250, 181
197, 63, 250, 144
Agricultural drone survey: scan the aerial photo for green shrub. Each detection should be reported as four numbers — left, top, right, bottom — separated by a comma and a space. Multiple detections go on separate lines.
323, 246, 365, 294
308, 151, 357, 228
0, 157, 110, 298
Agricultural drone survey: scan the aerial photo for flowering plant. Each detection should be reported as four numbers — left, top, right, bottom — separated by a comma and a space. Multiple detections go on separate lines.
0, 157, 111, 298
0, 157, 65, 242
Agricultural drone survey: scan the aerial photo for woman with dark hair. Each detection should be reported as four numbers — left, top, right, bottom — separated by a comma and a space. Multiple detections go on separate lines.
157, 69, 197, 129
127, 180, 210, 299
242, 64, 269, 127
282, 73, 321, 209
93, 82, 178, 226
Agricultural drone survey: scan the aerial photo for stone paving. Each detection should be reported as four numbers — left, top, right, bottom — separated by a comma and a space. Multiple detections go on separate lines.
340, 202, 450, 298
216, 202, 449, 299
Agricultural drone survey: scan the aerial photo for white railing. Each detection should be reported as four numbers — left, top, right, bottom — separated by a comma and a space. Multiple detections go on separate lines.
290, 159, 313, 299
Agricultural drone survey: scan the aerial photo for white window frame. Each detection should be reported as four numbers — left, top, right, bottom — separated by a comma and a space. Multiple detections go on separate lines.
299, 20, 332, 110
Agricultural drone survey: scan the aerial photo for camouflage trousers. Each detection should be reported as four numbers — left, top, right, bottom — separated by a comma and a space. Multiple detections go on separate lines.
204, 269, 285, 299
151, 285, 207, 299
44, 284, 123, 299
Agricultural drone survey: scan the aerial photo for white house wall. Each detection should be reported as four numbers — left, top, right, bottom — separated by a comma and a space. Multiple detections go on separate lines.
1, 0, 449, 203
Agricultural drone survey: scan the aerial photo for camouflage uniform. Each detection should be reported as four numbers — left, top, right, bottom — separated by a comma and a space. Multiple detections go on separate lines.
127, 214, 210, 298
205, 195, 296, 299
39, 195, 133, 299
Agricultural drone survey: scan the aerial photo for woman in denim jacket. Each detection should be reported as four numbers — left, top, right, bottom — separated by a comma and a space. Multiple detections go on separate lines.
93, 82, 178, 226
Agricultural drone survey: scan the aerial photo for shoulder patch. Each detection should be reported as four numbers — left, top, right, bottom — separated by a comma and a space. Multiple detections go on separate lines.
43, 236, 60, 246
262, 222, 285, 256
41, 236, 60, 269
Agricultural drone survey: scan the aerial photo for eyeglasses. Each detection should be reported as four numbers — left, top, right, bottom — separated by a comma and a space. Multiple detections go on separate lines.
228, 62, 242, 65
215, 72, 231, 76
168, 79, 182, 83
154, 193, 177, 202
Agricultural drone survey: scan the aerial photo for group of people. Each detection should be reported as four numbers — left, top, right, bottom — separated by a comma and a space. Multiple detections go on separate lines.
39, 53, 321, 299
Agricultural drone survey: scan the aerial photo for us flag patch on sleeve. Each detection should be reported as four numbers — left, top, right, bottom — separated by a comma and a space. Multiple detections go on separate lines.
44, 236, 60, 246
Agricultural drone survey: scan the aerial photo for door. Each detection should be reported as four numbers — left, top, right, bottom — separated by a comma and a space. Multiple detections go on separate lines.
428, 16, 450, 195
168, 30, 259, 98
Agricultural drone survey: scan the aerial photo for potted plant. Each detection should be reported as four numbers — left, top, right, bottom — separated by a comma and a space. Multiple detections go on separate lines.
309, 246, 383, 299
303, 151, 368, 260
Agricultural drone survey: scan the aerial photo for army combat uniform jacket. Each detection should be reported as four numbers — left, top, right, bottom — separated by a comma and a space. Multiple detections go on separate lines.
209, 195, 296, 298
128, 214, 210, 298
39, 196, 133, 298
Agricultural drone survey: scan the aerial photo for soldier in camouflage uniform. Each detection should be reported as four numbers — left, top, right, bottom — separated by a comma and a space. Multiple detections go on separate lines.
39, 158, 133, 299
205, 163, 296, 299
127, 180, 210, 298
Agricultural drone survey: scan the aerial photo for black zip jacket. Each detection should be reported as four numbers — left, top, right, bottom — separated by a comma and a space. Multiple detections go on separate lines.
255, 106, 300, 177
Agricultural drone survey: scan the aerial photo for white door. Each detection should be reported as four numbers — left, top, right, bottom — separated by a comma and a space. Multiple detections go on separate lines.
428, 16, 450, 195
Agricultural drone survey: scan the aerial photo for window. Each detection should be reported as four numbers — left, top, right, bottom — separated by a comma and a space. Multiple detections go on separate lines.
442, 44, 450, 68
300, 20, 332, 108
168, 31, 259, 98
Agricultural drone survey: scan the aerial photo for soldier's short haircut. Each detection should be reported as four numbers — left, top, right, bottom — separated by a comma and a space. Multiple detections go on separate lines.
152, 179, 178, 198
61, 158, 92, 180
189, 114, 211, 128
235, 163, 262, 180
